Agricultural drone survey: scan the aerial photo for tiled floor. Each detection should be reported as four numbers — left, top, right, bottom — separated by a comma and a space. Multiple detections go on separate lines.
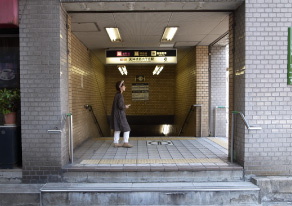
64, 137, 242, 172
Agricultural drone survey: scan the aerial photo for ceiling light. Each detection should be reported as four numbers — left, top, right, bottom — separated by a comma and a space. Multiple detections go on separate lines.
106, 28, 122, 42
161, 27, 178, 42
153, 65, 164, 75
118, 65, 127, 75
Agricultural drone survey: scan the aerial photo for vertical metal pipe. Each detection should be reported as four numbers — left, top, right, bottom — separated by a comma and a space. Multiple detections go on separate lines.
70, 115, 73, 163
200, 106, 203, 137
214, 107, 217, 137
231, 113, 234, 163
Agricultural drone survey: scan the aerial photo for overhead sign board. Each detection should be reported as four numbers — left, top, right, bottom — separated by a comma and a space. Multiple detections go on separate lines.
106, 49, 177, 65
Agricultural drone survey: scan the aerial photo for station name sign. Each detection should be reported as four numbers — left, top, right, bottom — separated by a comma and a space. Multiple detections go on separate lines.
106, 49, 177, 65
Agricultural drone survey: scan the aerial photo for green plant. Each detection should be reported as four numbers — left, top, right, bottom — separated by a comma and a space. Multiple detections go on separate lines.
0, 88, 20, 115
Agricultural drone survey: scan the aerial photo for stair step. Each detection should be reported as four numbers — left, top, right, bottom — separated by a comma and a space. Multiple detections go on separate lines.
40, 182, 260, 205
62, 169, 244, 183
41, 182, 259, 192
0, 184, 42, 206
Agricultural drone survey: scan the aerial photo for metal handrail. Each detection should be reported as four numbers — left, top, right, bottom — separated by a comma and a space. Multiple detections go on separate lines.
47, 113, 74, 163
231, 111, 262, 163
47, 113, 69, 133
84, 104, 104, 137
178, 104, 202, 137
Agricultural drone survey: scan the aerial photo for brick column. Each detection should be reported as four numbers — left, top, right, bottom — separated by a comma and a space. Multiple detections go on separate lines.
196, 46, 209, 137
244, 0, 292, 175
231, 3, 246, 167
210, 46, 227, 137
19, 0, 68, 183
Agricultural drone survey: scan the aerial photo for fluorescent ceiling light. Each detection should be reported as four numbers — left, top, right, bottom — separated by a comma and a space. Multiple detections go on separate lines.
161, 27, 178, 42
118, 65, 127, 75
106, 28, 122, 42
153, 65, 164, 75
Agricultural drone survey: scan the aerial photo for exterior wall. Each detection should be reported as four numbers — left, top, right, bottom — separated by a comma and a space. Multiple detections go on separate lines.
175, 47, 197, 136
210, 46, 227, 137
244, 0, 292, 175
232, 3, 246, 166
19, 0, 66, 183
105, 65, 176, 116
69, 31, 109, 146
60, 7, 70, 166
196, 46, 209, 137
228, 12, 234, 161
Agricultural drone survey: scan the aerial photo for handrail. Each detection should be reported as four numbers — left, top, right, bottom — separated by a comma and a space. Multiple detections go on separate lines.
84, 104, 104, 137
47, 113, 69, 133
47, 113, 74, 163
231, 111, 262, 163
232, 111, 262, 130
178, 104, 202, 136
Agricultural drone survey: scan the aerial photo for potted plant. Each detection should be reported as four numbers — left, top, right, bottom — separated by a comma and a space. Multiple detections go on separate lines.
0, 88, 20, 125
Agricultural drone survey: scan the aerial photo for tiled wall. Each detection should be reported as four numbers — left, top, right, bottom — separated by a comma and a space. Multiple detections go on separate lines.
60, 7, 70, 166
233, 3, 246, 167
244, 0, 292, 175
69, 31, 110, 146
19, 0, 64, 183
210, 46, 227, 137
195, 46, 209, 137
175, 48, 196, 136
105, 65, 176, 116
228, 12, 234, 161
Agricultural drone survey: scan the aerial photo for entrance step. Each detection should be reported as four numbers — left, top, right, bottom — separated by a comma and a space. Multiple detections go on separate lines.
40, 182, 260, 205
251, 176, 292, 205
62, 165, 244, 183
0, 184, 42, 206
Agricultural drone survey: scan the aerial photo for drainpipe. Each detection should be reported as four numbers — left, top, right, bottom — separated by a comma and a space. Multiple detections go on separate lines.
208, 46, 212, 136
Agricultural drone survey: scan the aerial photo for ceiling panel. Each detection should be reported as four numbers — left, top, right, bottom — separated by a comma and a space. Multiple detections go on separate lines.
170, 12, 229, 23
69, 10, 231, 64
114, 12, 172, 23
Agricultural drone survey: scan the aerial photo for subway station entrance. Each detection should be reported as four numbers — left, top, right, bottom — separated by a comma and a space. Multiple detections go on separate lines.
60, 1, 242, 172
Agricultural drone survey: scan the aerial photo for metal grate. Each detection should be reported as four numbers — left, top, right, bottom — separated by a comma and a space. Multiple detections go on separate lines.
147, 140, 173, 146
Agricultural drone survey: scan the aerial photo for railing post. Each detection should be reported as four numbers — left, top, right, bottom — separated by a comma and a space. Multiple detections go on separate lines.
231, 112, 236, 163
193, 104, 202, 137
67, 113, 73, 164
231, 111, 262, 163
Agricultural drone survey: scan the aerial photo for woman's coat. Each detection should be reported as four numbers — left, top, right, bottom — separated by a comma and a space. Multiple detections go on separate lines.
110, 92, 131, 132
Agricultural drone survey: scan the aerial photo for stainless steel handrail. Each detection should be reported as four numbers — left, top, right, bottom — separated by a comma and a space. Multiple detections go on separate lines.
84, 104, 104, 137
231, 111, 262, 163
47, 114, 68, 133
47, 113, 74, 163
178, 104, 202, 137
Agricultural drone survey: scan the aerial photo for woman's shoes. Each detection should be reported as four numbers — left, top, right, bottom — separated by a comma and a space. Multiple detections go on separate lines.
122, 143, 133, 148
114, 143, 122, 148
114, 143, 133, 148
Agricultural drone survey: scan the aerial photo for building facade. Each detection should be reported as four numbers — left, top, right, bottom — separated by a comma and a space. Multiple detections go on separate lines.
1, 0, 289, 183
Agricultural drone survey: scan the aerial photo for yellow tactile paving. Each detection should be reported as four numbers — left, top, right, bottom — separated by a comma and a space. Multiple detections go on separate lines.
99, 159, 137, 164
80, 158, 224, 165
207, 137, 228, 149
95, 137, 197, 141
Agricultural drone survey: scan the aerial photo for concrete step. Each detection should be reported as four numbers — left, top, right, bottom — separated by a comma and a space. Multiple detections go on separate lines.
40, 182, 260, 206
62, 168, 244, 183
0, 184, 42, 206
251, 176, 292, 205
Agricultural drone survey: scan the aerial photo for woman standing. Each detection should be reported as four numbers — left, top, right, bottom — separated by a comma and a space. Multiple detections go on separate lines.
110, 80, 133, 148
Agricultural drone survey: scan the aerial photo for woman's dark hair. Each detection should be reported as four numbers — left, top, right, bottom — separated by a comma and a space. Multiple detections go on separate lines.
115, 80, 124, 92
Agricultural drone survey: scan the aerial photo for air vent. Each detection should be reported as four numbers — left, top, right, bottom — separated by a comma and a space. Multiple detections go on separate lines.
71, 22, 101, 32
